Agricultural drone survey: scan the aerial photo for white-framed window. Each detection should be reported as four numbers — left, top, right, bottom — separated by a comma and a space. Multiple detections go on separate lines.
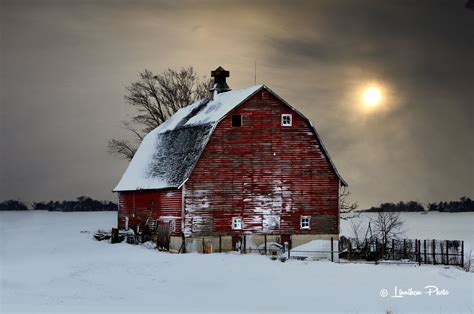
300, 216, 311, 229
232, 217, 242, 230
281, 114, 292, 126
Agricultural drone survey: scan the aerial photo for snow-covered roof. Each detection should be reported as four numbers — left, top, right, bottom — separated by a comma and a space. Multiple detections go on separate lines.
113, 85, 263, 192
113, 84, 346, 192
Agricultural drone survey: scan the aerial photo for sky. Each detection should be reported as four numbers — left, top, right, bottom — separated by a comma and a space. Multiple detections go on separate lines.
1, 0, 473, 208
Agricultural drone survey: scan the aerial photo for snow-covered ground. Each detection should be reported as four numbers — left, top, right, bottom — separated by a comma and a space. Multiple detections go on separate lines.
1, 211, 473, 313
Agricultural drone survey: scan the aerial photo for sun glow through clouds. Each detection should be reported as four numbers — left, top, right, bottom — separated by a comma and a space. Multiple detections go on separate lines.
363, 86, 382, 108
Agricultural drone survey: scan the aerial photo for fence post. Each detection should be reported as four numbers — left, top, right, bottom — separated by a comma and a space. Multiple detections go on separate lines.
403, 239, 407, 259
243, 235, 247, 254
264, 235, 267, 255
202, 237, 205, 254
440, 241, 444, 265
415, 240, 417, 264
375, 238, 379, 264
461, 241, 464, 268
348, 242, 352, 261
432, 239, 436, 265
182, 233, 186, 254
446, 240, 449, 265
414, 239, 418, 262
418, 240, 421, 266
423, 240, 427, 264
219, 235, 222, 253
331, 237, 334, 262
392, 239, 395, 260
287, 237, 291, 260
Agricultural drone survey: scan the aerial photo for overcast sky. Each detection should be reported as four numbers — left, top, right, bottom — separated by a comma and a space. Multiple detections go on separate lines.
1, 0, 473, 208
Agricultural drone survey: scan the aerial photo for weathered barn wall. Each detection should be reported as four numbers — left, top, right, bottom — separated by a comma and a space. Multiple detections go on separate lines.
183, 90, 340, 237
118, 189, 182, 235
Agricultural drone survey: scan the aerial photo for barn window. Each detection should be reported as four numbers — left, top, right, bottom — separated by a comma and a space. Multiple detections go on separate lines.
232, 217, 242, 230
300, 216, 310, 229
281, 114, 292, 126
232, 115, 242, 127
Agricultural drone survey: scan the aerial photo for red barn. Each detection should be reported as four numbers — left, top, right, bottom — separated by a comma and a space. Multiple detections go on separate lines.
113, 67, 347, 253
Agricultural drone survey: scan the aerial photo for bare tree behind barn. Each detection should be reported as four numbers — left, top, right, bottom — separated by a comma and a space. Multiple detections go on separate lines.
339, 186, 359, 220
108, 67, 209, 160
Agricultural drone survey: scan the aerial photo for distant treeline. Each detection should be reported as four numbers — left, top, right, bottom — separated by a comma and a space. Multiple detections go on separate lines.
0, 196, 117, 211
363, 197, 473, 212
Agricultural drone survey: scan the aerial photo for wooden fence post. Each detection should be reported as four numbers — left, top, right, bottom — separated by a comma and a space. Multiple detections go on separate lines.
461, 241, 464, 268
219, 235, 222, 253
202, 237, 205, 254
418, 240, 421, 266
440, 241, 444, 265
286, 237, 291, 260
331, 237, 334, 262
423, 240, 427, 264
348, 242, 352, 261
432, 239, 436, 265
182, 233, 186, 254
392, 239, 395, 260
446, 240, 449, 265
264, 235, 267, 255
375, 238, 379, 264
414, 239, 418, 262
243, 235, 247, 254
403, 239, 407, 259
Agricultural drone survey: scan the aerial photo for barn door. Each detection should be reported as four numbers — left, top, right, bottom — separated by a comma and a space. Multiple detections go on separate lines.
156, 222, 170, 250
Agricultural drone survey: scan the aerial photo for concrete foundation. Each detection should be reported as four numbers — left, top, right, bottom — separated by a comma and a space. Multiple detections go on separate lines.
179, 233, 339, 260
169, 236, 183, 252
182, 236, 233, 253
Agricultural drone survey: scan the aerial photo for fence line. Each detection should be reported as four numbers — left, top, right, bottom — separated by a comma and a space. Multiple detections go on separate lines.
339, 237, 464, 267
237, 235, 464, 267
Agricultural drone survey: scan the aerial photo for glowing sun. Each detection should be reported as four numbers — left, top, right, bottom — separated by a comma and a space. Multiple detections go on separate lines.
362, 86, 382, 108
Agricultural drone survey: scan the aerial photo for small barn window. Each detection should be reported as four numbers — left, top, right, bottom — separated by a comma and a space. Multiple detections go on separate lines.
281, 114, 292, 126
300, 216, 310, 229
232, 217, 242, 230
232, 115, 242, 127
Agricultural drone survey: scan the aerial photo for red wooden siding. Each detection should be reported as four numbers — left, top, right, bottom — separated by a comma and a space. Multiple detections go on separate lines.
183, 90, 339, 236
118, 189, 182, 235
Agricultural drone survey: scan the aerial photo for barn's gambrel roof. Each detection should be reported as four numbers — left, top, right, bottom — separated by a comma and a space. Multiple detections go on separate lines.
113, 85, 347, 192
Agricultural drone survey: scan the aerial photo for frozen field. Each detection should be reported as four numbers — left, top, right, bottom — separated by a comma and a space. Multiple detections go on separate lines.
1, 211, 473, 314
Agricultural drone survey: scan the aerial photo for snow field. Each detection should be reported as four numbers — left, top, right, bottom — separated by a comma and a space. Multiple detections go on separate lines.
1, 211, 473, 313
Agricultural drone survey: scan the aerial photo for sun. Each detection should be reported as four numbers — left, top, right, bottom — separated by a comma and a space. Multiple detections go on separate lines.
362, 86, 382, 108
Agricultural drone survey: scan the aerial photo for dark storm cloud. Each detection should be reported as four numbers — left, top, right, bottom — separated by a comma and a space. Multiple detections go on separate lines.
1, 0, 473, 207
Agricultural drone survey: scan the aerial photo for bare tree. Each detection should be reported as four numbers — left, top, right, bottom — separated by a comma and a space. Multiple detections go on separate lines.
349, 219, 364, 248
108, 67, 210, 160
340, 186, 359, 220
371, 211, 404, 245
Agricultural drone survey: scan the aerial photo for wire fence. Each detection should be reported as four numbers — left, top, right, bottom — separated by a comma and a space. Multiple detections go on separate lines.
339, 237, 465, 267
237, 235, 464, 267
